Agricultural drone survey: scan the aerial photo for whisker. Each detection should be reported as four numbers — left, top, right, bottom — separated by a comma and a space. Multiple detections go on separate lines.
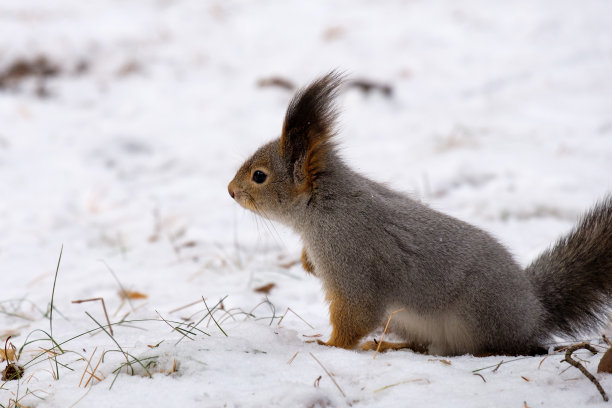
248, 196, 285, 248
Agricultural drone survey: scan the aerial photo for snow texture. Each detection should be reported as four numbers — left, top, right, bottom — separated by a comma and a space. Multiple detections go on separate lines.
1, 0, 611, 407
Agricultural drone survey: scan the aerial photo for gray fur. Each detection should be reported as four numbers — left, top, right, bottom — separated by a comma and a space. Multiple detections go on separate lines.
228, 72, 612, 356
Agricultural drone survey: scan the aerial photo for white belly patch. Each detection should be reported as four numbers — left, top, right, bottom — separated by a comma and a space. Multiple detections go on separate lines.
386, 307, 476, 356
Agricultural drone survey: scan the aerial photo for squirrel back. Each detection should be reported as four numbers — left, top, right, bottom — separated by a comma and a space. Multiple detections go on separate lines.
228, 72, 612, 355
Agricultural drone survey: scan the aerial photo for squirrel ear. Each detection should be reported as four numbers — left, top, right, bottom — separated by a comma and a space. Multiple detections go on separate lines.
280, 71, 343, 187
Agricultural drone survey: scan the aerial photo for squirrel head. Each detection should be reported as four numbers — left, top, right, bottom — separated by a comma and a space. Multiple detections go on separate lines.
228, 71, 343, 225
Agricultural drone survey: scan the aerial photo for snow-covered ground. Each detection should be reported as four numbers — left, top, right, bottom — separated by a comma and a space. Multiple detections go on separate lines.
1, 0, 612, 406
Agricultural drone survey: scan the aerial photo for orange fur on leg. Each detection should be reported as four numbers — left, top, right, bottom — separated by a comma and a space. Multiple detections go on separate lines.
317, 288, 377, 349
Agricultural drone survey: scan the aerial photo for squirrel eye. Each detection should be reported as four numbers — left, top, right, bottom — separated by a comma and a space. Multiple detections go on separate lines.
252, 170, 267, 184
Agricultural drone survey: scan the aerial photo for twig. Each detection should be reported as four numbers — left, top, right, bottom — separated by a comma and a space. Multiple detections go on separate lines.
562, 342, 608, 402
309, 352, 346, 398
373, 308, 405, 360
72, 298, 113, 336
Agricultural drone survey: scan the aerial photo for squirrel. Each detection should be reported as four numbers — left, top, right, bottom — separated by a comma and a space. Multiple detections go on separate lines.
228, 72, 612, 356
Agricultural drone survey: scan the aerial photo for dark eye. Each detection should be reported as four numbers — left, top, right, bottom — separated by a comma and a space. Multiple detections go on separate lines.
252, 170, 267, 184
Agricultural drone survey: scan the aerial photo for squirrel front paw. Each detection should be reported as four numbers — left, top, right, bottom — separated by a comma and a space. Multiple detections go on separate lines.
315, 338, 354, 349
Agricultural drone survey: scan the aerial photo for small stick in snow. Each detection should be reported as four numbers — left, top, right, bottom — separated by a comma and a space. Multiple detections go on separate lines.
309, 352, 346, 398
562, 342, 608, 402
72, 298, 113, 336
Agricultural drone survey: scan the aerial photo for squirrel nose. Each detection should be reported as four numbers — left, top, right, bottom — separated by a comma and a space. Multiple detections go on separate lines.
228, 185, 235, 199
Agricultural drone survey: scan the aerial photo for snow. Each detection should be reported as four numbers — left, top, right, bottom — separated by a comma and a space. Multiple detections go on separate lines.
1, 0, 611, 406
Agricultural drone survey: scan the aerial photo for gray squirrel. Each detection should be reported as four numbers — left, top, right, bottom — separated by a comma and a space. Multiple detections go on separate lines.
228, 72, 612, 356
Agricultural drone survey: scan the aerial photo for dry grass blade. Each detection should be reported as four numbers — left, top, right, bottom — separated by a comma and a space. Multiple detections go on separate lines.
68, 387, 93, 408
309, 352, 346, 398
72, 298, 113, 336
84, 312, 134, 376
202, 297, 228, 337
287, 352, 299, 365
374, 378, 428, 393
472, 356, 532, 373
79, 347, 97, 387
84, 350, 104, 387
49, 245, 63, 380
277, 307, 314, 330
245, 299, 276, 325
169, 299, 204, 314
373, 307, 405, 359
562, 342, 608, 402
473, 373, 486, 383
175, 296, 226, 345
156, 310, 195, 340
100, 260, 134, 312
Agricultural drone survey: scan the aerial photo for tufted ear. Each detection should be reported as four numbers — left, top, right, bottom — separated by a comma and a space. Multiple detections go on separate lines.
279, 71, 343, 189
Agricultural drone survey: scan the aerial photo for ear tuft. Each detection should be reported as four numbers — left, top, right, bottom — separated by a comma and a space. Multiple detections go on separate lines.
280, 71, 344, 190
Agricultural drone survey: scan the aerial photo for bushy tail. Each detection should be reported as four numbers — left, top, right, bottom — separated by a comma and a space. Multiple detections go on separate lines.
526, 195, 612, 338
